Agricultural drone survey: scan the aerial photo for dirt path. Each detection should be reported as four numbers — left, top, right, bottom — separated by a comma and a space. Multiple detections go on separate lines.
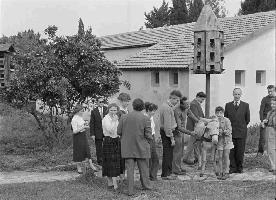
0, 167, 275, 185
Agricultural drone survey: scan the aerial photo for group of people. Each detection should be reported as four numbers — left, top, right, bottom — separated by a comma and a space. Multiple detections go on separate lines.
70, 85, 276, 196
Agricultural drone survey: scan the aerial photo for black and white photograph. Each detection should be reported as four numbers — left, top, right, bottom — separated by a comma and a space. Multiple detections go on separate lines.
0, 0, 275, 199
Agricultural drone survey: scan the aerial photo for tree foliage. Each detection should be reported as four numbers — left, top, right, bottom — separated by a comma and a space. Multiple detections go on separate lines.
170, 0, 189, 25
144, 0, 171, 28
0, 19, 128, 149
144, 0, 227, 28
239, 0, 276, 15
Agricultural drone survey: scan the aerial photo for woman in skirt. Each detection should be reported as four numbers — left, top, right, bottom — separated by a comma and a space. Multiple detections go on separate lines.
71, 104, 97, 174
102, 103, 122, 190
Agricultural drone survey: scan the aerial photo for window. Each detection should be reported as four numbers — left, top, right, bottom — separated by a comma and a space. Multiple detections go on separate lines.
235, 70, 245, 86
169, 71, 178, 86
0, 65, 4, 69
151, 71, 160, 87
0, 59, 4, 65
256, 70, 266, 85
0, 83, 4, 87
0, 53, 4, 58
0, 74, 4, 78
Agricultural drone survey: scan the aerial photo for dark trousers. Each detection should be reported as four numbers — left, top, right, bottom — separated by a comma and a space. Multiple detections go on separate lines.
230, 138, 246, 172
258, 127, 266, 154
95, 139, 103, 165
125, 158, 151, 195
149, 135, 159, 180
160, 129, 174, 177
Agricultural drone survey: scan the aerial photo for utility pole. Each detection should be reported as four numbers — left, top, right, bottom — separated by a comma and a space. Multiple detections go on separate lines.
192, 5, 224, 117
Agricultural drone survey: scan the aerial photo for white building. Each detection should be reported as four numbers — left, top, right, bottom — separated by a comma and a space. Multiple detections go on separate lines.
100, 10, 276, 124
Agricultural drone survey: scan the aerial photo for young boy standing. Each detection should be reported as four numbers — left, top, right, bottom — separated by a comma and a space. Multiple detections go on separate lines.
215, 106, 234, 180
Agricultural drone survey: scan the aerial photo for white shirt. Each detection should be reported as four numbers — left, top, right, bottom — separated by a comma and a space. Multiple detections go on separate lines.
98, 107, 103, 118
144, 113, 155, 135
102, 114, 119, 138
233, 100, 241, 106
71, 115, 86, 134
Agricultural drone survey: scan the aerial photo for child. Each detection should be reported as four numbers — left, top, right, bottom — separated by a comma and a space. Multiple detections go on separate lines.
215, 106, 234, 180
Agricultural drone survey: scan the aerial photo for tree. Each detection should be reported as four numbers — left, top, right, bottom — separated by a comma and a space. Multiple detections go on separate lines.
0, 21, 129, 149
239, 0, 276, 15
78, 18, 85, 37
170, 0, 189, 25
188, 0, 204, 22
205, 0, 227, 18
144, 0, 171, 28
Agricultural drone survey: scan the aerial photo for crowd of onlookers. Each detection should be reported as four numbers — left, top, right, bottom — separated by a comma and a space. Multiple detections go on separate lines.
70, 85, 276, 196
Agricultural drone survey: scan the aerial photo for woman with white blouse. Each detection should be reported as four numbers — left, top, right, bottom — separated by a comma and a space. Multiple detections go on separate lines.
102, 103, 122, 190
71, 104, 97, 174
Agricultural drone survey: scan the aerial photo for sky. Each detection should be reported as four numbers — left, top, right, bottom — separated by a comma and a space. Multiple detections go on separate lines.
0, 0, 242, 37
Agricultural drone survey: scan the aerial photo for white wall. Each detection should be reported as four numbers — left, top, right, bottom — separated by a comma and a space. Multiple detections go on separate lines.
189, 27, 276, 123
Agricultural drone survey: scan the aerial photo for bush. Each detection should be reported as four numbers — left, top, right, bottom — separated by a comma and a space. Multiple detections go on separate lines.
0, 103, 71, 154
246, 123, 261, 153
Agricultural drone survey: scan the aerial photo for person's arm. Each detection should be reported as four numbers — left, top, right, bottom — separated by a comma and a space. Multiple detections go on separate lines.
224, 104, 228, 118
163, 107, 173, 138
259, 98, 265, 121
89, 111, 95, 136
189, 103, 200, 122
223, 118, 232, 136
187, 109, 199, 123
144, 116, 153, 142
174, 109, 193, 135
117, 116, 123, 137
72, 117, 86, 134
245, 103, 250, 125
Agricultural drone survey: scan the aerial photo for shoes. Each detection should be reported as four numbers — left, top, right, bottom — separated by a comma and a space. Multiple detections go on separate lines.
173, 171, 186, 175
183, 160, 195, 165
221, 173, 230, 180
150, 177, 158, 181
161, 175, 177, 180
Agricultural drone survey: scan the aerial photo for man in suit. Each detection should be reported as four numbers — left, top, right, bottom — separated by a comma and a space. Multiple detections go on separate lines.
258, 85, 275, 156
224, 88, 250, 173
90, 97, 107, 166
183, 92, 205, 165
118, 98, 152, 196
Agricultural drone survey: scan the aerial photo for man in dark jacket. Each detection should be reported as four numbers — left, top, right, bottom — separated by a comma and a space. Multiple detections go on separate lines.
258, 85, 275, 155
90, 97, 107, 166
183, 92, 205, 165
224, 88, 250, 173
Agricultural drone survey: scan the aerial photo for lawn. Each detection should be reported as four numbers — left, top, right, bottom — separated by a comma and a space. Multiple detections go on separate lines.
0, 174, 275, 200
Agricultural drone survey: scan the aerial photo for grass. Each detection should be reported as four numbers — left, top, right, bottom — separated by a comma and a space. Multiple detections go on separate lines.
0, 174, 275, 200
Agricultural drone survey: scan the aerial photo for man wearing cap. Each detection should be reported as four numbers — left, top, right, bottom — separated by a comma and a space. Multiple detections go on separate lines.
90, 97, 107, 166
257, 85, 275, 156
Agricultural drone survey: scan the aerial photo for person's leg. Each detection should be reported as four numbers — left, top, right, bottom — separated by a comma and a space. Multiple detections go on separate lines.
76, 162, 82, 173
125, 158, 135, 195
267, 127, 276, 171
149, 137, 159, 180
107, 177, 113, 187
137, 158, 152, 190
223, 149, 231, 174
172, 134, 184, 174
183, 136, 196, 163
95, 139, 103, 166
217, 150, 223, 178
160, 129, 171, 177
112, 177, 118, 190
236, 138, 246, 173
88, 159, 97, 171
229, 138, 237, 173
258, 127, 266, 154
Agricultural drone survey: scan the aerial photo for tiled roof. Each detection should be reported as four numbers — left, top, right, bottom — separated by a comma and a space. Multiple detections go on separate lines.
100, 10, 275, 69
0, 43, 14, 52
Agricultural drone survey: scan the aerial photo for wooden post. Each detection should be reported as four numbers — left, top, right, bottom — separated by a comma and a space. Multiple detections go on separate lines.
205, 73, 210, 117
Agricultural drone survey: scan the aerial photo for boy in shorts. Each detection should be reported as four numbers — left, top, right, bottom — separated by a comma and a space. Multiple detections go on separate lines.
215, 106, 234, 180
